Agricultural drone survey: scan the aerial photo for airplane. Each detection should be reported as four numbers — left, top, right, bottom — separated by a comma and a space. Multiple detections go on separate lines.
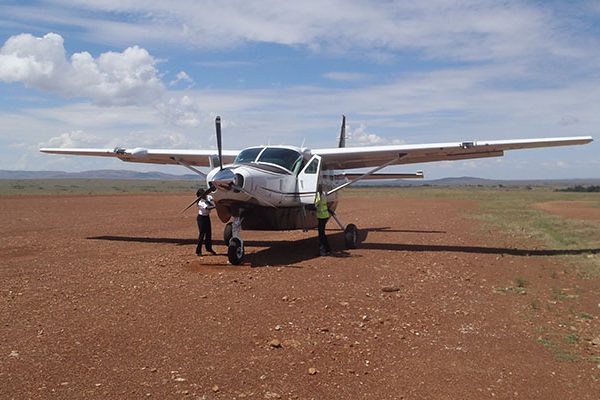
40, 116, 593, 265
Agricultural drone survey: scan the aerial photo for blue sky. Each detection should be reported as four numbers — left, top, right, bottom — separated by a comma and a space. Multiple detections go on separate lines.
0, 0, 598, 179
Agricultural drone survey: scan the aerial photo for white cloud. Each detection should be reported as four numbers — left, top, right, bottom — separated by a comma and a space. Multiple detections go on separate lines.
323, 72, 368, 82
14, 0, 593, 67
169, 71, 194, 88
346, 123, 404, 146
557, 115, 579, 126
43, 130, 101, 148
0, 33, 165, 106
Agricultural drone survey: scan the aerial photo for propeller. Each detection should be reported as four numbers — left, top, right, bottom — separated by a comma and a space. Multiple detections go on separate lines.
215, 116, 223, 170
181, 116, 223, 214
191, 115, 276, 209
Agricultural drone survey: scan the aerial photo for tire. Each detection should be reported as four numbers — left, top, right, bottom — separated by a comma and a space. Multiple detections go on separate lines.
224, 222, 233, 245
344, 223, 358, 249
227, 237, 244, 265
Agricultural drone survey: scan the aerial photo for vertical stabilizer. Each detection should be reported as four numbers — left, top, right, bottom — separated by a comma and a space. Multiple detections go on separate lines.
338, 115, 346, 148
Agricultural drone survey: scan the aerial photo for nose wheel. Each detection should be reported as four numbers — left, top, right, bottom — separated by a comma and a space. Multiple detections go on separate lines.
228, 237, 244, 265
225, 213, 244, 265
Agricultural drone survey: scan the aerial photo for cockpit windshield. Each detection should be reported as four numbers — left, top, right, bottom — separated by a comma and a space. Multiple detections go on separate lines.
258, 148, 303, 172
234, 147, 262, 164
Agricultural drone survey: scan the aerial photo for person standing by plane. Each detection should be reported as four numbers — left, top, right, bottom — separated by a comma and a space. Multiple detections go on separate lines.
196, 190, 217, 256
315, 184, 331, 256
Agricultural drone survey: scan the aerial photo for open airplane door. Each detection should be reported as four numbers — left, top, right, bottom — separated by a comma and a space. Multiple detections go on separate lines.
297, 154, 321, 205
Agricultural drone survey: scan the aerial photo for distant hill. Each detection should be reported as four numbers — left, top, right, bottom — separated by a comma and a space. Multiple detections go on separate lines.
1, 170, 599, 187
357, 176, 600, 187
0, 169, 199, 180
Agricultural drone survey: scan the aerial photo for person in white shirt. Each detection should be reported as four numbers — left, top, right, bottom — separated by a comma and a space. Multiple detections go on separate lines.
195, 191, 217, 256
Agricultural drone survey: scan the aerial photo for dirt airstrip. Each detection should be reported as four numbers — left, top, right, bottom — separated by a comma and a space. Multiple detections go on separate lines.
1, 194, 599, 399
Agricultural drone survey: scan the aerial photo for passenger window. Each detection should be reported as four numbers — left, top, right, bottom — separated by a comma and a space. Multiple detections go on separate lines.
304, 158, 319, 174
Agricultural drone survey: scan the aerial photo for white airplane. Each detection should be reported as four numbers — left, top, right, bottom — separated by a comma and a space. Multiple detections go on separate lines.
41, 116, 593, 265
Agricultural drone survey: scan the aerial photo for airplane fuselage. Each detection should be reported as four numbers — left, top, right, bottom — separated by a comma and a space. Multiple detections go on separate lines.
205, 145, 341, 230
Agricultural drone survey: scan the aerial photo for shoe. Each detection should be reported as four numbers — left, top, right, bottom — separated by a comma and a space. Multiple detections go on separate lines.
196, 253, 202, 257
208, 250, 217, 255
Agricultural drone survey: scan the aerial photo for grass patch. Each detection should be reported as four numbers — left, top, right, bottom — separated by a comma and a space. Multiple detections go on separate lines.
555, 349, 580, 362
494, 286, 527, 295
346, 186, 600, 277
577, 313, 594, 320
515, 276, 528, 288
0, 179, 203, 196
537, 337, 553, 348
565, 333, 580, 345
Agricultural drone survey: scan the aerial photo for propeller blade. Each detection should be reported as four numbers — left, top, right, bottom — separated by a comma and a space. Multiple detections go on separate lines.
181, 196, 202, 214
215, 116, 223, 170
338, 115, 346, 148
180, 186, 215, 214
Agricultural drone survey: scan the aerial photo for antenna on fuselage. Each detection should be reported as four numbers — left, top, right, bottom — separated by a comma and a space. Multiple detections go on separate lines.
338, 115, 346, 148
215, 116, 223, 170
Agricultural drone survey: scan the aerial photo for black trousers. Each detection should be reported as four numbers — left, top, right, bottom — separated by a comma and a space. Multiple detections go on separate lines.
318, 217, 330, 253
196, 215, 213, 254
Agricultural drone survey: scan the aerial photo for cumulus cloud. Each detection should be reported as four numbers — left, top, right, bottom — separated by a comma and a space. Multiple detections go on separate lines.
169, 71, 194, 88
347, 124, 404, 146
42, 130, 101, 148
156, 95, 204, 128
120, 130, 189, 148
0, 33, 165, 106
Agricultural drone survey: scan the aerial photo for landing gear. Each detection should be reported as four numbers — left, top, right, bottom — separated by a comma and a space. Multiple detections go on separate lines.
344, 223, 358, 249
226, 212, 244, 265
224, 222, 233, 245
330, 211, 360, 250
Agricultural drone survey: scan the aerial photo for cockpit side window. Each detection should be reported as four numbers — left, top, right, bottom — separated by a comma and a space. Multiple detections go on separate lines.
234, 147, 263, 164
257, 148, 303, 171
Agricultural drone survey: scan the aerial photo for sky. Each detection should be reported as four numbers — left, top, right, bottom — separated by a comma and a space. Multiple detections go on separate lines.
0, 0, 598, 179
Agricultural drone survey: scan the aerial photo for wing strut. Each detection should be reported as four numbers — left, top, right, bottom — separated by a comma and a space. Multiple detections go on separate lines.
327, 154, 407, 196
172, 157, 207, 178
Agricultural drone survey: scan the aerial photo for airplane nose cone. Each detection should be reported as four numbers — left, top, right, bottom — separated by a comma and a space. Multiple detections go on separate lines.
210, 168, 235, 190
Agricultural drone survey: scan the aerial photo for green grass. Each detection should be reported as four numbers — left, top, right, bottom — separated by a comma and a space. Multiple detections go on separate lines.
565, 333, 580, 345
515, 276, 528, 288
0, 179, 203, 196
494, 286, 527, 295
348, 186, 600, 277
577, 312, 594, 320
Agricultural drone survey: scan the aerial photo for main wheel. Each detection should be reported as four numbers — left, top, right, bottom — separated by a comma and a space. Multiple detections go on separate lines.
223, 222, 233, 245
344, 223, 358, 249
227, 237, 244, 265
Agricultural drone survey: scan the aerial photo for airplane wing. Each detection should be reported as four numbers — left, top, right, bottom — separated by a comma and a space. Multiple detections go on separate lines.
39, 147, 240, 167
312, 136, 593, 170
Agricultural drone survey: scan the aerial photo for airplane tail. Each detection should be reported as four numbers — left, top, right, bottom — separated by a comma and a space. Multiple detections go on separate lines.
338, 115, 346, 148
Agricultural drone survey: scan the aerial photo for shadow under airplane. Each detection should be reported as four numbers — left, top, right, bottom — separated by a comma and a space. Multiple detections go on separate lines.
87, 226, 599, 267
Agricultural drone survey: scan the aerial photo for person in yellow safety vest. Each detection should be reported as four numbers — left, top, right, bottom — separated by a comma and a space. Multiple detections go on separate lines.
315, 183, 331, 256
